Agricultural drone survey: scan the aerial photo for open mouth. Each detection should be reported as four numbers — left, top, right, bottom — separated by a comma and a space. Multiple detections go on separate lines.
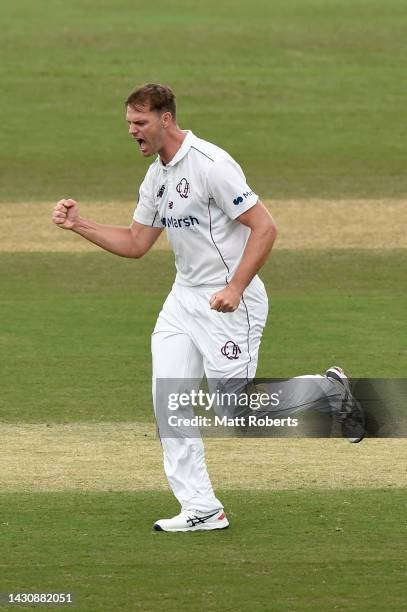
135, 138, 147, 152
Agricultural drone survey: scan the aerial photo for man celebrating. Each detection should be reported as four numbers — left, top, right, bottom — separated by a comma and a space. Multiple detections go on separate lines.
52, 83, 364, 532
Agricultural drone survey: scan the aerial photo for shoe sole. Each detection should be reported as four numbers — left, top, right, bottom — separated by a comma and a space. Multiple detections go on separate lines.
153, 519, 229, 532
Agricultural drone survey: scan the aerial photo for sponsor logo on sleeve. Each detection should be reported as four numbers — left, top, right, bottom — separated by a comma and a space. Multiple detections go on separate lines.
233, 190, 253, 205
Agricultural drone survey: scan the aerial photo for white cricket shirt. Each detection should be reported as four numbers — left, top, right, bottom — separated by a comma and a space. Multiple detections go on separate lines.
133, 131, 259, 286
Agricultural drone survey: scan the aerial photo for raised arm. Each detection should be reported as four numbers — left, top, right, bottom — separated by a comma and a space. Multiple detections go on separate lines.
52, 198, 163, 258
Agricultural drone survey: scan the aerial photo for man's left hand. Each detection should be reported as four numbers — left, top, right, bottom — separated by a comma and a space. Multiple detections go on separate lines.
209, 286, 242, 313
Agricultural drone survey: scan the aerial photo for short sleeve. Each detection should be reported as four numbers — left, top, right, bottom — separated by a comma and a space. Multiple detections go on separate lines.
206, 158, 258, 220
133, 171, 163, 228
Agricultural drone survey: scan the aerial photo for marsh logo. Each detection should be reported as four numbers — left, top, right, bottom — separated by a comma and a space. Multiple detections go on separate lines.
161, 215, 200, 228
233, 190, 253, 205
221, 341, 241, 360
176, 178, 190, 199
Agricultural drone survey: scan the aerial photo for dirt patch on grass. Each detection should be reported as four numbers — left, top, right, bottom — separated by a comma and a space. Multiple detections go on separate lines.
0, 423, 405, 492
2, 199, 406, 252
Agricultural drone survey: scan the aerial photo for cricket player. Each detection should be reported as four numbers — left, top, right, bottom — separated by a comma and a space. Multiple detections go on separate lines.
52, 83, 364, 532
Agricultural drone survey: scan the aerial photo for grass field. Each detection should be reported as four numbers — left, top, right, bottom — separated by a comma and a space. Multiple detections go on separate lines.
1, 247, 406, 423
1, 0, 407, 200
1, 490, 406, 611
1, 0, 406, 610
1, 228, 406, 611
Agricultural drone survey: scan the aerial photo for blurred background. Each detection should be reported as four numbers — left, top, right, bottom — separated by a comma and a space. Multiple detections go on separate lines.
1, 0, 406, 201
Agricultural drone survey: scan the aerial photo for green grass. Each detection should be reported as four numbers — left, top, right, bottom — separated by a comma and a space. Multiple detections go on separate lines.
1, 0, 407, 200
0, 250, 405, 423
1, 3, 405, 610
0, 489, 406, 611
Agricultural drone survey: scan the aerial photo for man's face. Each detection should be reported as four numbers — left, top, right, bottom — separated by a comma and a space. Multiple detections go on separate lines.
126, 104, 165, 157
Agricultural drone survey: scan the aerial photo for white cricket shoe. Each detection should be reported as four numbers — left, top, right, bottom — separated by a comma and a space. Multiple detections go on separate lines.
153, 508, 229, 532
325, 366, 365, 443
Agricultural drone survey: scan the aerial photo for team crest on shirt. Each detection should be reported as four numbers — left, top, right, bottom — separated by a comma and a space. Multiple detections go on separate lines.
176, 178, 190, 199
221, 341, 242, 360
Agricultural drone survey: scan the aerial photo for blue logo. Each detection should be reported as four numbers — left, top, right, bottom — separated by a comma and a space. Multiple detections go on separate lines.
233, 191, 253, 205
161, 215, 199, 228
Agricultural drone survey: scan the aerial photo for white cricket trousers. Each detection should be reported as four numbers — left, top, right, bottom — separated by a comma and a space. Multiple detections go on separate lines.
151, 277, 268, 513
151, 279, 346, 513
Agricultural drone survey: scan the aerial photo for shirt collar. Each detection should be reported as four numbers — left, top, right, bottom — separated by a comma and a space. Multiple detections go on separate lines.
159, 130, 194, 168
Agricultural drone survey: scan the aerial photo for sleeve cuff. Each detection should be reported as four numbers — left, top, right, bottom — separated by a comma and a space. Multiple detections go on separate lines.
133, 209, 162, 227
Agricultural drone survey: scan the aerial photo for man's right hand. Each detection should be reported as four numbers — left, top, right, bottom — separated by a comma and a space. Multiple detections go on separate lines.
52, 199, 80, 230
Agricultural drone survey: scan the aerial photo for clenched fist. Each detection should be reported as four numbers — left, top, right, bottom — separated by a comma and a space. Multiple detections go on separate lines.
209, 285, 241, 313
52, 199, 79, 230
